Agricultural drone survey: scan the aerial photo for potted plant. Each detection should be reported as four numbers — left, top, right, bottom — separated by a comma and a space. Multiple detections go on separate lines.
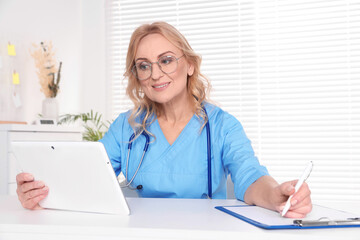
58, 110, 111, 141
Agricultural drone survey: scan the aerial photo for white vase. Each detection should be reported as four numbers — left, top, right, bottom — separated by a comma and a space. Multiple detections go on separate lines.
42, 97, 59, 120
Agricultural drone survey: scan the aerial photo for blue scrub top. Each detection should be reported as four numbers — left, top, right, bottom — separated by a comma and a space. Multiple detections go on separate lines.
99, 103, 268, 200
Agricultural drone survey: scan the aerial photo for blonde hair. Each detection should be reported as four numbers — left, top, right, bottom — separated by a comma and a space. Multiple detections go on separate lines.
124, 22, 211, 138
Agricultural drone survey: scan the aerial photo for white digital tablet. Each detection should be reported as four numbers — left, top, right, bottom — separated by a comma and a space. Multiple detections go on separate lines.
11, 141, 130, 215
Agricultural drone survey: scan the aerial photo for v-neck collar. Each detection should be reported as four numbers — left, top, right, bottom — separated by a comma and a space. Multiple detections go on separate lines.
154, 114, 198, 148
137, 110, 206, 172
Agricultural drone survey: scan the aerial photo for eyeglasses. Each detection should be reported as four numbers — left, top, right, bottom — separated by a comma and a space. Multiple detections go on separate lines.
132, 55, 184, 81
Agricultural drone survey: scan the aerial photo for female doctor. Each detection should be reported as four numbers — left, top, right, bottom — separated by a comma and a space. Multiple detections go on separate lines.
16, 22, 312, 218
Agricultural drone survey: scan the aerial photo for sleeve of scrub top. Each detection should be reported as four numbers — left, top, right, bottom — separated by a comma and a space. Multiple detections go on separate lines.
221, 113, 269, 201
98, 114, 124, 176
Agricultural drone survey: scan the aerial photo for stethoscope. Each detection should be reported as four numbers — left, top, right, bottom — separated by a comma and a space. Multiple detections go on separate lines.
121, 107, 213, 198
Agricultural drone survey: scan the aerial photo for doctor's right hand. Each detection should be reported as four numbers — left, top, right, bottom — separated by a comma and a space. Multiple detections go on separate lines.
16, 173, 49, 210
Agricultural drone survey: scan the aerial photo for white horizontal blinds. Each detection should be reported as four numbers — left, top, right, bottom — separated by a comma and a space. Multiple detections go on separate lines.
238, 0, 360, 201
106, 0, 241, 119
105, 0, 125, 119
176, 1, 241, 116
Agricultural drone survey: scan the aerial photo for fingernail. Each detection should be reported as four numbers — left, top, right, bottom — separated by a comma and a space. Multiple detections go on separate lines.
25, 174, 34, 181
291, 199, 298, 206
37, 181, 45, 188
43, 186, 49, 191
279, 205, 284, 211
287, 186, 294, 192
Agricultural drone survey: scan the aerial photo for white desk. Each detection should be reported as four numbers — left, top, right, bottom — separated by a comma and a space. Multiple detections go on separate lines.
0, 196, 359, 240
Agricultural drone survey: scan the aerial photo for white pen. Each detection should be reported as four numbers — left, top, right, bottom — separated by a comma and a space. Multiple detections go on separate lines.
281, 161, 313, 217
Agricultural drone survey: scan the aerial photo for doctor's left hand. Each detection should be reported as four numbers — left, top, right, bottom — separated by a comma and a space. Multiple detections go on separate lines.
16, 173, 49, 210
274, 180, 312, 218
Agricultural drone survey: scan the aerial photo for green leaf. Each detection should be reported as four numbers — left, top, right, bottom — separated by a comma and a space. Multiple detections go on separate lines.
58, 110, 111, 141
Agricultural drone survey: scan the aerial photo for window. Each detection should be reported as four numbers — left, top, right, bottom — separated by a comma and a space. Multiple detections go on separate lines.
105, 0, 360, 201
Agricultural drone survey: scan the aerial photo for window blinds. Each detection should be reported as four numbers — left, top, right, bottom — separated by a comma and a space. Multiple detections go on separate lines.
238, 0, 360, 202
105, 0, 360, 201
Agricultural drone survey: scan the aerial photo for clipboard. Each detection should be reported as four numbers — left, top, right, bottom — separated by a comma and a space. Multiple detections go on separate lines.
215, 204, 360, 230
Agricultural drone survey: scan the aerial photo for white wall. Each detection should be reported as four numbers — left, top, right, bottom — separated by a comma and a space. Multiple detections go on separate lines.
0, 0, 107, 123
80, 0, 107, 117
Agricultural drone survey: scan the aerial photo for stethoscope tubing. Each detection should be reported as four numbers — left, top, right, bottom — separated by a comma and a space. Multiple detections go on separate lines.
123, 131, 150, 188
123, 106, 212, 198
204, 107, 212, 198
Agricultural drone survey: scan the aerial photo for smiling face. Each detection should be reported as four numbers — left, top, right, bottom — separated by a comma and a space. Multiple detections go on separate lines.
135, 33, 194, 106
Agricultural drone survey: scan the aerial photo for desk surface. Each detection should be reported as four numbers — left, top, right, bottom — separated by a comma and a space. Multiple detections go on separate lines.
0, 196, 359, 240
